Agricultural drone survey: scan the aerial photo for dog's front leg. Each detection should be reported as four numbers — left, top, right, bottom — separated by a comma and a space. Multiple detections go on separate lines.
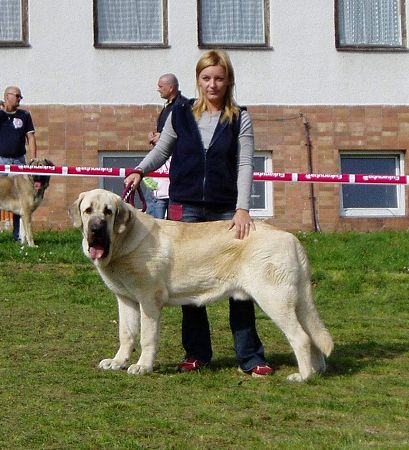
99, 295, 140, 371
20, 210, 35, 247
127, 300, 161, 375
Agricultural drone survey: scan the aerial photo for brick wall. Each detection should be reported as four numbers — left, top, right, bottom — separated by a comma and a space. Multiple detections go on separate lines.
21, 104, 409, 233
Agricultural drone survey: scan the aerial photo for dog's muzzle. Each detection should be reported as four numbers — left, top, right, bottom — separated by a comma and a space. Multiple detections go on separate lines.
87, 218, 110, 260
32, 174, 50, 191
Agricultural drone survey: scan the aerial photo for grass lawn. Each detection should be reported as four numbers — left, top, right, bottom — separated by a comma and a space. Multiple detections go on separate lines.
0, 229, 408, 449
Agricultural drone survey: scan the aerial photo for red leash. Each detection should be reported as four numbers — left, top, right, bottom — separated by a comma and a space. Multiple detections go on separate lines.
121, 168, 147, 212
122, 182, 147, 212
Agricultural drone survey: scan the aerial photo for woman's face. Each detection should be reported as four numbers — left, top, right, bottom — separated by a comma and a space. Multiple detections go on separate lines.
197, 64, 230, 107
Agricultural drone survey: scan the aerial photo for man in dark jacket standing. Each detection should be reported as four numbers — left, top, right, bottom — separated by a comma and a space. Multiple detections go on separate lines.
148, 73, 187, 145
145, 74, 187, 218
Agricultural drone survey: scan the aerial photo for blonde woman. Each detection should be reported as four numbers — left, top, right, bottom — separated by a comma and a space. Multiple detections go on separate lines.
125, 50, 272, 377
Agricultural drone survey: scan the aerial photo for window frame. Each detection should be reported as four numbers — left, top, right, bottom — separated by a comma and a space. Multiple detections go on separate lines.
339, 151, 406, 217
93, 0, 169, 49
99, 151, 149, 209
250, 152, 273, 218
335, 0, 408, 52
99, 151, 273, 217
0, 0, 29, 48
197, 0, 271, 49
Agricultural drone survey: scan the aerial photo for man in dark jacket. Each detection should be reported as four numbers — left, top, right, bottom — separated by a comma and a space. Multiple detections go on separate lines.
148, 73, 187, 144
145, 74, 187, 218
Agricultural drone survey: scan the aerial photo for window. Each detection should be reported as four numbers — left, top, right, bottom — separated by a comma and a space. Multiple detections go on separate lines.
250, 152, 273, 217
99, 151, 273, 217
198, 0, 270, 48
335, 0, 407, 50
99, 152, 148, 209
94, 0, 168, 48
340, 152, 405, 217
0, 0, 28, 47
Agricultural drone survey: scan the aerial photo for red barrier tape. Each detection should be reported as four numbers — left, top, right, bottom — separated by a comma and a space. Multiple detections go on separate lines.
1, 164, 408, 185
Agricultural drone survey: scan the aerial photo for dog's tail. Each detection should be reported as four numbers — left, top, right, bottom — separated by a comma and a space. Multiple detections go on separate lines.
295, 240, 334, 357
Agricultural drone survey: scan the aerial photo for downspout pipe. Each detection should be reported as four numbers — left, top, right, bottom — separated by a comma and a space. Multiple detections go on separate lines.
301, 113, 321, 232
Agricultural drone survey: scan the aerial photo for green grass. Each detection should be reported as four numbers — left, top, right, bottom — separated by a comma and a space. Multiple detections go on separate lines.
1, 229, 409, 449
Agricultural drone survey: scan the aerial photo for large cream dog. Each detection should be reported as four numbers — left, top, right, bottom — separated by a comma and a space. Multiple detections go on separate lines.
0, 158, 54, 246
70, 188, 334, 382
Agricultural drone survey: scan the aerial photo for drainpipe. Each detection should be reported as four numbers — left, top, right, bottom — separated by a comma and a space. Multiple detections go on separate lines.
301, 113, 321, 233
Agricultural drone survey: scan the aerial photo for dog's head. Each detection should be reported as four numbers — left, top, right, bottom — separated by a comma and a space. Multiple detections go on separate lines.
28, 158, 54, 193
69, 189, 132, 266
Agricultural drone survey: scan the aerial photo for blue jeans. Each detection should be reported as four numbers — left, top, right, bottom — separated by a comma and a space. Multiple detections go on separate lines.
0, 155, 26, 241
149, 197, 169, 219
141, 184, 154, 215
168, 201, 266, 371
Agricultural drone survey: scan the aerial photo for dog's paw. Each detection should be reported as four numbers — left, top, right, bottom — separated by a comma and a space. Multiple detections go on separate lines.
286, 372, 305, 382
127, 364, 153, 375
98, 358, 127, 370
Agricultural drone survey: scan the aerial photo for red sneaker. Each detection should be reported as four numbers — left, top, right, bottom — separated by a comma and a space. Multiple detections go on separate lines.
177, 357, 206, 372
251, 365, 274, 377
239, 364, 274, 378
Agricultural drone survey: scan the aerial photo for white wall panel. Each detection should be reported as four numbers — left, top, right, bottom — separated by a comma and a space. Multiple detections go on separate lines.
0, 0, 407, 105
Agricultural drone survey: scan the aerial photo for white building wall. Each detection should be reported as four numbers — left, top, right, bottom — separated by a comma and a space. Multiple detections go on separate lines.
1, 0, 408, 106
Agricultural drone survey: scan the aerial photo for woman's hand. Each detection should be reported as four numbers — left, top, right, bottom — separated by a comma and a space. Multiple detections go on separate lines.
228, 208, 256, 240
124, 171, 143, 190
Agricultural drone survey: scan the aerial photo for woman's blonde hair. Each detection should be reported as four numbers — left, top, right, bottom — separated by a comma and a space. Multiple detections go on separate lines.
192, 49, 240, 123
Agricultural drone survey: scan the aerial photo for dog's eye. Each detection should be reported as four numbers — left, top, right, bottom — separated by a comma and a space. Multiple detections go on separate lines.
104, 206, 113, 216
84, 207, 92, 214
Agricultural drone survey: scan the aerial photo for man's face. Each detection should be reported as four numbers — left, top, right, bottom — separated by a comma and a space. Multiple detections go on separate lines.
4, 88, 23, 110
157, 79, 173, 101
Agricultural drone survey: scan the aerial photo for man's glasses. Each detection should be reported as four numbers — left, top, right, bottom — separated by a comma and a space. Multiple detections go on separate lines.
7, 92, 23, 99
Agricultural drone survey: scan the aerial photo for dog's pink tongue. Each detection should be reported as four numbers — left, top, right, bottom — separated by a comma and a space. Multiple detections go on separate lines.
89, 245, 104, 260
34, 181, 42, 191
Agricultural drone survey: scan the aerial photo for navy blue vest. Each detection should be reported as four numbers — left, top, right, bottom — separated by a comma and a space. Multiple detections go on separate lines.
156, 92, 187, 133
169, 100, 242, 209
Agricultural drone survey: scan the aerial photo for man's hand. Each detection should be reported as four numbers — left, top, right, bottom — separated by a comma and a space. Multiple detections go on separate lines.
148, 131, 161, 146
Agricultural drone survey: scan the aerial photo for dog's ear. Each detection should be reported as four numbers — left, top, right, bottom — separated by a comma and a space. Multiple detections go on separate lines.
114, 199, 131, 234
45, 159, 54, 167
68, 192, 86, 229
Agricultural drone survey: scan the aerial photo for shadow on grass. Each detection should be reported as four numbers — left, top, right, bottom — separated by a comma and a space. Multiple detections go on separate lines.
326, 340, 409, 376
155, 353, 296, 376
156, 340, 409, 378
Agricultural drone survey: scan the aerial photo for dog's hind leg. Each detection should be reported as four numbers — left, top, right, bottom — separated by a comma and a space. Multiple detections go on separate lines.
127, 299, 161, 375
294, 270, 333, 374
99, 295, 140, 371
294, 241, 333, 368
253, 285, 316, 382
310, 343, 326, 374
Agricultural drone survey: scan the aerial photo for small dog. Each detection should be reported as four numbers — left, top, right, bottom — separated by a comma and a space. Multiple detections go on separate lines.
0, 158, 54, 246
70, 189, 334, 382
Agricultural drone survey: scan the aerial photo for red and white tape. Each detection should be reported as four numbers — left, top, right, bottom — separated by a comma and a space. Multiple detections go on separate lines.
1, 164, 408, 185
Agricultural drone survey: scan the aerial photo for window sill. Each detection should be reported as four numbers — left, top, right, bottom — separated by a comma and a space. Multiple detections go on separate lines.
336, 46, 409, 53
94, 43, 170, 50
0, 42, 30, 48
198, 44, 273, 51
341, 210, 405, 218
